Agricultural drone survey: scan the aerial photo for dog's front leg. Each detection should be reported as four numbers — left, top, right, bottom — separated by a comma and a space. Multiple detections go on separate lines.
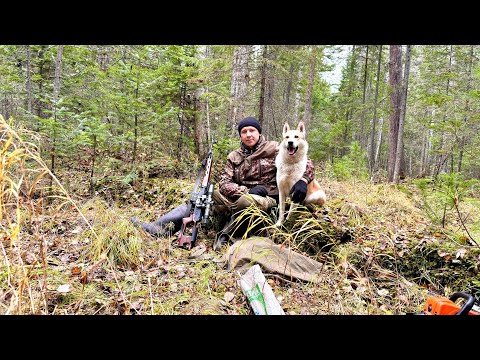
275, 191, 286, 227
286, 201, 298, 222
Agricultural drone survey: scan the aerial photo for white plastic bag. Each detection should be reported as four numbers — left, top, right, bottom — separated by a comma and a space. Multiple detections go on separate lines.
239, 264, 285, 315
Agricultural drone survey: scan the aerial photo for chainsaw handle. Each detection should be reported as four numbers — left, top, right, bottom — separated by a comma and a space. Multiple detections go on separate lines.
449, 292, 476, 315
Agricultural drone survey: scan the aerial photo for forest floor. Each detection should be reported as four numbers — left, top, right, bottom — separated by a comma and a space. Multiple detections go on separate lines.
1, 120, 480, 316
3, 158, 480, 316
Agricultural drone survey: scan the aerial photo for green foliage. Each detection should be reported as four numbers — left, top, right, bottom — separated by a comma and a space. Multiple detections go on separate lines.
213, 136, 239, 160
331, 142, 369, 181
332, 158, 355, 181
74, 115, 110, 146
414, 178, 441, 223
122, 171, 138, 185
2, 44, 480, 194
413, 172, 480, 225
438, 172, 480, 203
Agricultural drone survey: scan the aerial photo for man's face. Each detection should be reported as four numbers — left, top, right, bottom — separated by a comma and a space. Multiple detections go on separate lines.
240, 126, 260, 148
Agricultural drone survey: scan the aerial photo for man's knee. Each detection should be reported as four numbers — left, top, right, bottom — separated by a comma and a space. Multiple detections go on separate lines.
233, 194, 276, 213
258, 195, 277, 211
233, 194, 256, 212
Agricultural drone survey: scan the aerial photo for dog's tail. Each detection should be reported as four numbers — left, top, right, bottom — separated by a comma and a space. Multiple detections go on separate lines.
305, 180, 326, 206
305, 189, 326, 206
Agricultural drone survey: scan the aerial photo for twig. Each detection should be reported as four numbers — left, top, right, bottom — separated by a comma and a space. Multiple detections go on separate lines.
147, 276, 154, 315
454, 199, 480, 248
84, 252, 107, 280
110, 268, 139, 315
264, 273, 296, 285
12, 245, 35, 314
0, 240, 18, 315
441, 229, 479, 249
0, 239, 12, 287
92, 304, 106, 315
38, 232, 48, 314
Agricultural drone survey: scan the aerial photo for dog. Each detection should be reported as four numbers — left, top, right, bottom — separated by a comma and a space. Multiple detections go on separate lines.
274, 121, 326, 227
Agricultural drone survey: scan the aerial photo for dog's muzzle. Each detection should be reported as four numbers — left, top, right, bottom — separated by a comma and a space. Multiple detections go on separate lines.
287, 142, 298, 155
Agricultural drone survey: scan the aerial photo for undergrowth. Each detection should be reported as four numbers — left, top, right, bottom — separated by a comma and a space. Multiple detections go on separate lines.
2, 114, 480, 315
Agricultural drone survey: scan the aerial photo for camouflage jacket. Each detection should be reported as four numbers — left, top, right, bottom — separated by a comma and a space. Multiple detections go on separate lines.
218, 135, 315, 200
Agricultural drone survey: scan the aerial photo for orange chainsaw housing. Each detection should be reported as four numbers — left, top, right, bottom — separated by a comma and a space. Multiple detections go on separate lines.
423, 296, 479, 315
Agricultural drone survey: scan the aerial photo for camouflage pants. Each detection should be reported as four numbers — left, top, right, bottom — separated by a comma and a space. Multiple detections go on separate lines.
211, 190, 277, 239
211, 190, 277, 216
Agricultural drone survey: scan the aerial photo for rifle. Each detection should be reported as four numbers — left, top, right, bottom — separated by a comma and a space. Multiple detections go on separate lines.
178, 134, 216, 250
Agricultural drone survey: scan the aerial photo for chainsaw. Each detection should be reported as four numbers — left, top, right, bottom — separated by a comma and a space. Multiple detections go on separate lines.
422, 292, 480, 315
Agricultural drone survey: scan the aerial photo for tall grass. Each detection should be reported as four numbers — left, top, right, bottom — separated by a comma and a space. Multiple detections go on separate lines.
0, 116, 100, 314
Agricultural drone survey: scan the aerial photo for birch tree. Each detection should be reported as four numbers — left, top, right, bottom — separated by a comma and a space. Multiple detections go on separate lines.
49, 45, 64, 189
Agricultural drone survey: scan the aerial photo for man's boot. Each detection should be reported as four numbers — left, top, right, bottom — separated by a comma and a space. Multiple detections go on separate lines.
212, 215, 235, 251
131, 203, 189, 237
212, 212, 250, 251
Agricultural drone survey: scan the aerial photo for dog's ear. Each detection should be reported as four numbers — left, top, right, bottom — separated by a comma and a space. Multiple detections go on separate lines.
297, 121, 306, 134
283, 123, 290, 135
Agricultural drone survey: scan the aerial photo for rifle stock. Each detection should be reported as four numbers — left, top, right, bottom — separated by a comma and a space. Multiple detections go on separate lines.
178, 135, 216, 249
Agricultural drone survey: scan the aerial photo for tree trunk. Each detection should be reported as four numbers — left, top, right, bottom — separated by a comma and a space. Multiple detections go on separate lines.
194, 46, 211, 160
263, 48, 276, 138
303, 46, 318, 130
89, 135, 97, 195
293, 66, 302, 124
228, 45, 250, 136
133, 81, 139, 164
177, 82, 187, 161
25, 45, 33, 124
374, 116, 384, 173
258, 45, 268, 126
342, 45, 357, 157
34, 45, 48, 132
44, 45, 64, 198
368, 45, 382, 175
359, 45, 369, 147
53, 45, 63, 107
434, 45, 453, 177
194, 88, 207, 159
458, 45, 474, 173
204, 46, 212, 152
419, 108, 432, 177
284, 63, 294, 115
258, 45, 277, 139
393, 45, 412, 184
388, 45, 402, 182
49, 45, 64, 190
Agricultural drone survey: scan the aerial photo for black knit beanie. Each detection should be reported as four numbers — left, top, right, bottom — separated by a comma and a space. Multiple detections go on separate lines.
238, 117, 262, 135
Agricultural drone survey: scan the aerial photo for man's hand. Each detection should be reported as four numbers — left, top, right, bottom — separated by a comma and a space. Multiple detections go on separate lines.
249, 185, 268, 197
289, 180, 307, 203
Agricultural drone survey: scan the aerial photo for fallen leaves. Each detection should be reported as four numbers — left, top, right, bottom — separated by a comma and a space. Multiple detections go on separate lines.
57, 284, 72, 293
224, 291, 234, 303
